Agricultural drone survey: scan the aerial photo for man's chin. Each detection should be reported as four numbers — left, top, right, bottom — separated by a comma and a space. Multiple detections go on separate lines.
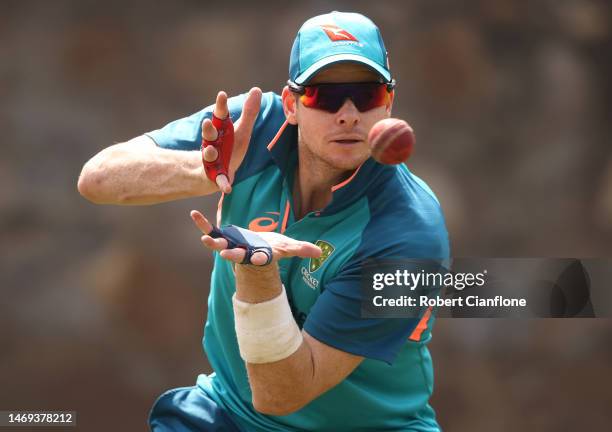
325, 155, 367, 172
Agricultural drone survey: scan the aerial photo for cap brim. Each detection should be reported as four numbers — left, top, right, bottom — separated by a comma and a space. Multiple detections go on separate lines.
295, 54, 391, 84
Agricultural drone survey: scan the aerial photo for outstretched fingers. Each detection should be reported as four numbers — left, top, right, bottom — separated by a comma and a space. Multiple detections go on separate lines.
218, 249, 269, 266
213, 91, 229, 120
215, 175, 231, 194
190, 211, 320, 266
284, 241, 322, 259
249, 251, 272, 266
219, 248, 247, 264
202, 118, 219, 143
235, 87, 262, 140
201, 106, 232, 193
190, 210, 212, 233
201, 234, 228, 251
250, 236, 321, 261
190, 210, 228, 250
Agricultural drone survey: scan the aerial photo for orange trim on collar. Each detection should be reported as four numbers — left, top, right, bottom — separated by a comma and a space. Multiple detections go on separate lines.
280, 200, 291, 233
331, 162, 364, 192
267, 119, 290, 151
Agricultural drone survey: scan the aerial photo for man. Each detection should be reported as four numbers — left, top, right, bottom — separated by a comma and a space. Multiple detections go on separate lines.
78, 11, 449, 431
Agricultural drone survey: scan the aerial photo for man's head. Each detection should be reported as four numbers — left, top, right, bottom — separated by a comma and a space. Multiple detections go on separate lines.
288, 11, 392, 86
282, 12, 395, 172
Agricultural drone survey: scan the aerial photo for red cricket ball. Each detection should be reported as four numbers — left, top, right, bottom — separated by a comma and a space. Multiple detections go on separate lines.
368, 118, 415, 165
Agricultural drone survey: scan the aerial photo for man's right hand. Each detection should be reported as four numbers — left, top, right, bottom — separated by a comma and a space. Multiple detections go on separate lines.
77, 88, 262, 205
202, 87, 262, 194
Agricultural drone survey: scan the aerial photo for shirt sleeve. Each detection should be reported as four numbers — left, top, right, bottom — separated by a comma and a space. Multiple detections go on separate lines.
143, 92, 283, 187
145, 93, 249, 150
303, 262, 423, 365
303, 228, 448, 365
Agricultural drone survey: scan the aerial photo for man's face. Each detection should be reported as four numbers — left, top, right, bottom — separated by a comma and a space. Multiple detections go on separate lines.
285, 62, 393, 172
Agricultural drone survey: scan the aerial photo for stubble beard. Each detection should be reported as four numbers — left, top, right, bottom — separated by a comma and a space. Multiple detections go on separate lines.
296, 131, 365, 181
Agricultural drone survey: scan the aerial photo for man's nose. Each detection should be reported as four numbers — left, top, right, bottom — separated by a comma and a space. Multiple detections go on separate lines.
335, 98, 360, 127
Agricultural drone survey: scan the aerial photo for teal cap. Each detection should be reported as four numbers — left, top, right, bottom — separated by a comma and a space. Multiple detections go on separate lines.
289, 11, 392, 85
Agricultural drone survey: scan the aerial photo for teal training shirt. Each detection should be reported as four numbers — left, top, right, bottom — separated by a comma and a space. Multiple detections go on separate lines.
147, 91, 450, 432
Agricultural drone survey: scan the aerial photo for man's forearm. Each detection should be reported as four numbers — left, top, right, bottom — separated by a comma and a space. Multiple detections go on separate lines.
234, 265, 317, 415
78, 135, 217, 205
234, 264, 283, 303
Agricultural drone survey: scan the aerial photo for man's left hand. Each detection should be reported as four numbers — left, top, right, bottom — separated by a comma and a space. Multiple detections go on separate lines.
190, 210, 322, 265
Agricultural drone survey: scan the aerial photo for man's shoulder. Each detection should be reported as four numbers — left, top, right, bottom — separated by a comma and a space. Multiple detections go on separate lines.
231, 91, 291, 185
145, 90, 283, 151
250, 91, 286, 136
363, 166, 450, 259
226, 91, 284, 126
259, 91, 282, 107
370, 166, 444, 223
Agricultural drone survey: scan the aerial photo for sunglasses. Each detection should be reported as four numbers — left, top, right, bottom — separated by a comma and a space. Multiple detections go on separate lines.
288, 80, 395, 113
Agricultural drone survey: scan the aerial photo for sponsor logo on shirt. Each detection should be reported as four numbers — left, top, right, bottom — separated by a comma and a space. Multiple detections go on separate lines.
248, 212, 280, 232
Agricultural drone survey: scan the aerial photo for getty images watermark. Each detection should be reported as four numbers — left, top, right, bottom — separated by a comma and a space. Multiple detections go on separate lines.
371, 267, 526, 308
361, 259, 612, 318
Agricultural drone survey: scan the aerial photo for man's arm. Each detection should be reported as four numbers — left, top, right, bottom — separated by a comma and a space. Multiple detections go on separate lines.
235, 265, 363, 416
77, 88, 262, 205
190, 211, 363, 416
77, 134, 213, 205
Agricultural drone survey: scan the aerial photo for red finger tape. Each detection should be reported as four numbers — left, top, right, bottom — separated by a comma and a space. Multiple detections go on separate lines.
202, 113, 234, 182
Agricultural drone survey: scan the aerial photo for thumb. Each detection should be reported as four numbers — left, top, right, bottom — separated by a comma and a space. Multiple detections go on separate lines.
235, 87, 262, 141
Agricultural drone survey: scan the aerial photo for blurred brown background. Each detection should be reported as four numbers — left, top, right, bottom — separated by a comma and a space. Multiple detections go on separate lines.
1, 0, 611, 431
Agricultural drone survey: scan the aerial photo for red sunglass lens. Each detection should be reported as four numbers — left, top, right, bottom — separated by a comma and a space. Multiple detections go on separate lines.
300, 83, 389, 113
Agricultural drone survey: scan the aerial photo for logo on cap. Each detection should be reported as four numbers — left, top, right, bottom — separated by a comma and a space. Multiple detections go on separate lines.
320, 24, 358, 42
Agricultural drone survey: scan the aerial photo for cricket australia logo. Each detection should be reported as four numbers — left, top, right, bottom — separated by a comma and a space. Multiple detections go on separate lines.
309, 240, 334, 272
301, 240, 334, 290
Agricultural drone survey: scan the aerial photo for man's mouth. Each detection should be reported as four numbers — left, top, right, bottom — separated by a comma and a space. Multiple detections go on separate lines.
333, 139, 361, 144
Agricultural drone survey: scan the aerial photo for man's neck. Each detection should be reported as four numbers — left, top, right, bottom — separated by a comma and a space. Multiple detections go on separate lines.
292, 144, 352, 220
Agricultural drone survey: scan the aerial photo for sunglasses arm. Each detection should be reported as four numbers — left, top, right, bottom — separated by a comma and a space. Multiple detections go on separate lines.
287, 79, 396, 94
287, 80, 306, 95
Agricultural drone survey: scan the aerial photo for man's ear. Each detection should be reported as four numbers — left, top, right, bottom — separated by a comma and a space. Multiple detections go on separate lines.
386, 90, 395, 116
282, 86, 298, 125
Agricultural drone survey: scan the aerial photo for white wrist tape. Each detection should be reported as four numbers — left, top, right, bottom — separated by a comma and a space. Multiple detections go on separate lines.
232, 286, 303, 364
